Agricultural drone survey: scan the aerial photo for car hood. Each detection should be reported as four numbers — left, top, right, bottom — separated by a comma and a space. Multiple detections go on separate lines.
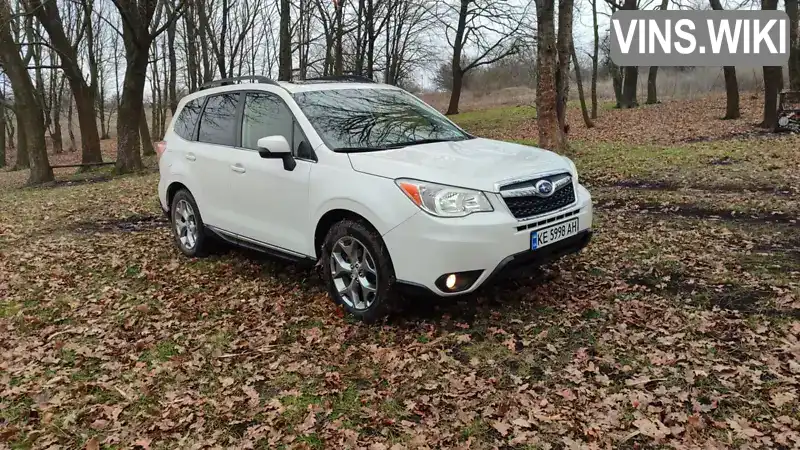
347, 138, 571, 192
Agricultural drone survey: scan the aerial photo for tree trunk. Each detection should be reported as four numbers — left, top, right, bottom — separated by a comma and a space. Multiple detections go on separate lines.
0, 0, 51, 183
761, 66, 783, 129
621, 66, 638, 108
67, 99, 77, 152
536, 0, 563, 150
709, 0, 739, 119
15, 122, 29, 170
51, 78, 64, 154
761, 0, 781, 129
26, 0, 103, 165
446, 0, 468, 115
366, 0, 375, 79
355, 0, 365, 75
787, 0, 800, 90
555, 0, 573, 140
73, 86, 103, 163
722, 67, 740, 119
447, 70, 464, 116
646, 66, 658, 104
611, 65, 623, 108
98, 86, 108, 140
334, 1, 344, 75
141, 109, 154, 156
590, 0, 598, 119
646, 0, 668, 105
278, 0, 292, 81
0, 97, 5, 169
116, 48, 148, 173
167, 16, 178, 114
571, 44, 594, 128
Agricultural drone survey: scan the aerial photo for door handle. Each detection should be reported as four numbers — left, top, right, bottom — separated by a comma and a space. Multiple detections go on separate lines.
230, 164, 246, 174
185, 153, 196, 161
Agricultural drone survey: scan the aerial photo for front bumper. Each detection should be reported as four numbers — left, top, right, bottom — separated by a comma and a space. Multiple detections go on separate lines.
383, 183, 593, 296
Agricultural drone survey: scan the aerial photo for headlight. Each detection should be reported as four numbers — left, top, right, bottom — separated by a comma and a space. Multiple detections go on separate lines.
563, 156, 579, 181
395, 179, 493, 217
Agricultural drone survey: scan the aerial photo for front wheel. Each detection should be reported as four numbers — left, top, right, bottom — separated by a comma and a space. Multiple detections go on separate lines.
321, 219, 397, 323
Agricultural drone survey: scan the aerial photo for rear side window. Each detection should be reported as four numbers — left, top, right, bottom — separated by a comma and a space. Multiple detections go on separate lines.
241, 93, 293, 150
198, 93, 240, 146
173, 99, 202, 140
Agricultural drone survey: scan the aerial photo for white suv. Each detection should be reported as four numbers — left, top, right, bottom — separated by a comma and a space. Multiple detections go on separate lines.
158, 75, 593, 321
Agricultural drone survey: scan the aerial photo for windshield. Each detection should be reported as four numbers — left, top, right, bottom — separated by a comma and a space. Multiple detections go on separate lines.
293, 88, 471, 152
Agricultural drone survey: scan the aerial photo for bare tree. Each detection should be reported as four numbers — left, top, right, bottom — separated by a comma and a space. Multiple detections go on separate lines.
555, 0, 573, 134
645, 0, 669, 104
26, 0, 104, 165
571, 44, 594, 128
536, 0, 563, 150
279, 0, 292, 80
111, 0, 183, 173
0, 0, 53, 183
590, 0, 598, 118
440, 0, 532, 115
709, 0, 739, 119
788, 0, 799, 90
0, 85, 5, 168
761, 0, 782, 129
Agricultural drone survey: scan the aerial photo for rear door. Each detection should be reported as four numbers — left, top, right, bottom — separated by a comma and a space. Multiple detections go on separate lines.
191, 92, 242, 230
227, 91, 313, 255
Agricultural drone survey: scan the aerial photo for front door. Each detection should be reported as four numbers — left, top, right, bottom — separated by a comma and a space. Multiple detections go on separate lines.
227, 91, 313, 256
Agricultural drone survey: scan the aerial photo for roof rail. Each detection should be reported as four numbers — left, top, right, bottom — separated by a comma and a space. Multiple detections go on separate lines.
198, 76, 279, 91
304, 75, 376, 83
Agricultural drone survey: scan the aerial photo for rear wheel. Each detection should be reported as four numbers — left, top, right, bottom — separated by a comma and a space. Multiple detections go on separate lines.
321, 219, 397, 322
170, 189, 208, 257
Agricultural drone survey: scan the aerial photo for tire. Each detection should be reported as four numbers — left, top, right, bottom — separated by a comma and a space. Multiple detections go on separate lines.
170, 189, 209, 257
321, 219, 397, 323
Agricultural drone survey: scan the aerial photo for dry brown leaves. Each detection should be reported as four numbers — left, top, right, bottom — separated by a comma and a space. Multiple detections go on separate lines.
1, 96, 799, 449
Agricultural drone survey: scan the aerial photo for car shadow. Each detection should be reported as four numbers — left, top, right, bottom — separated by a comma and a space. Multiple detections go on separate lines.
216, 240, 555, 326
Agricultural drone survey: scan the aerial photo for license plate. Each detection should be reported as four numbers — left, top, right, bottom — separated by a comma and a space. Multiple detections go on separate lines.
531, 218, 579, 250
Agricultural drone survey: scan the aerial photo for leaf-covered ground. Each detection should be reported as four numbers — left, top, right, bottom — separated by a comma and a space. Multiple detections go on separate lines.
1, 97, 799, 449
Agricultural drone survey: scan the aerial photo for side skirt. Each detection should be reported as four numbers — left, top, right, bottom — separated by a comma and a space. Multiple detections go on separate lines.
205, 225, 316, 267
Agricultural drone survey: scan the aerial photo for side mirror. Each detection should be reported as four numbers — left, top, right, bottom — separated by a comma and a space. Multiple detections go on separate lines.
257, 135, 296, 171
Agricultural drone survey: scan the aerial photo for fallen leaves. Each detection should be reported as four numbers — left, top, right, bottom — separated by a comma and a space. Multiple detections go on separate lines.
1, 98, 799, 449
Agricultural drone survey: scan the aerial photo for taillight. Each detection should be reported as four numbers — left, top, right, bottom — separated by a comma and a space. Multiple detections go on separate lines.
156, 141, 167, 158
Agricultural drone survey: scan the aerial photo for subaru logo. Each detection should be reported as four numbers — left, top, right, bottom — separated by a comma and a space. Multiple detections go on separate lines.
534, 180, 554, 197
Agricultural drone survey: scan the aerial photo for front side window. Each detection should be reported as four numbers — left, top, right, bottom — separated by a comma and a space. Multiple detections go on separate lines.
174, 98, 202, 140
293, 88, 470, 152
241, 93, 293, 150
197, 93, 240, 146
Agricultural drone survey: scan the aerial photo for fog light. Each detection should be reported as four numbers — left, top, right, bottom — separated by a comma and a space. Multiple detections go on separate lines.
435, 270, 484, 293
445, 274, 457, 289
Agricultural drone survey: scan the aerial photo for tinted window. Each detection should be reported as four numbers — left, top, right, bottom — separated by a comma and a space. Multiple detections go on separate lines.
174, 99, 202, 140
198, 93, 240, 146
241, 93, 293, 150
292, 88, 469, 151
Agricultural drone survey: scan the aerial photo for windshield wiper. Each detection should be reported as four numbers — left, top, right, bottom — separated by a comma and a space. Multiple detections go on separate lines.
384, 138, 462, 149
332, 146, 389, 153
334, 137, 467, 153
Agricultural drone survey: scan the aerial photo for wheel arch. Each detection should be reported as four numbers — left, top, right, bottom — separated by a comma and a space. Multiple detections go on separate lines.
313, 208, 382, 259
166, 181, 190, 212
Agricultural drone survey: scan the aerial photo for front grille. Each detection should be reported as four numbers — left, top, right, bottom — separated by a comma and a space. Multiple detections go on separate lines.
501, 180, 576, 219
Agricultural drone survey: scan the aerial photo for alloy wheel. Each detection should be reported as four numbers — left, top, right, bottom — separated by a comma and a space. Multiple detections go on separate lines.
330, 236, 378, 310
174, 199, 198, 251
